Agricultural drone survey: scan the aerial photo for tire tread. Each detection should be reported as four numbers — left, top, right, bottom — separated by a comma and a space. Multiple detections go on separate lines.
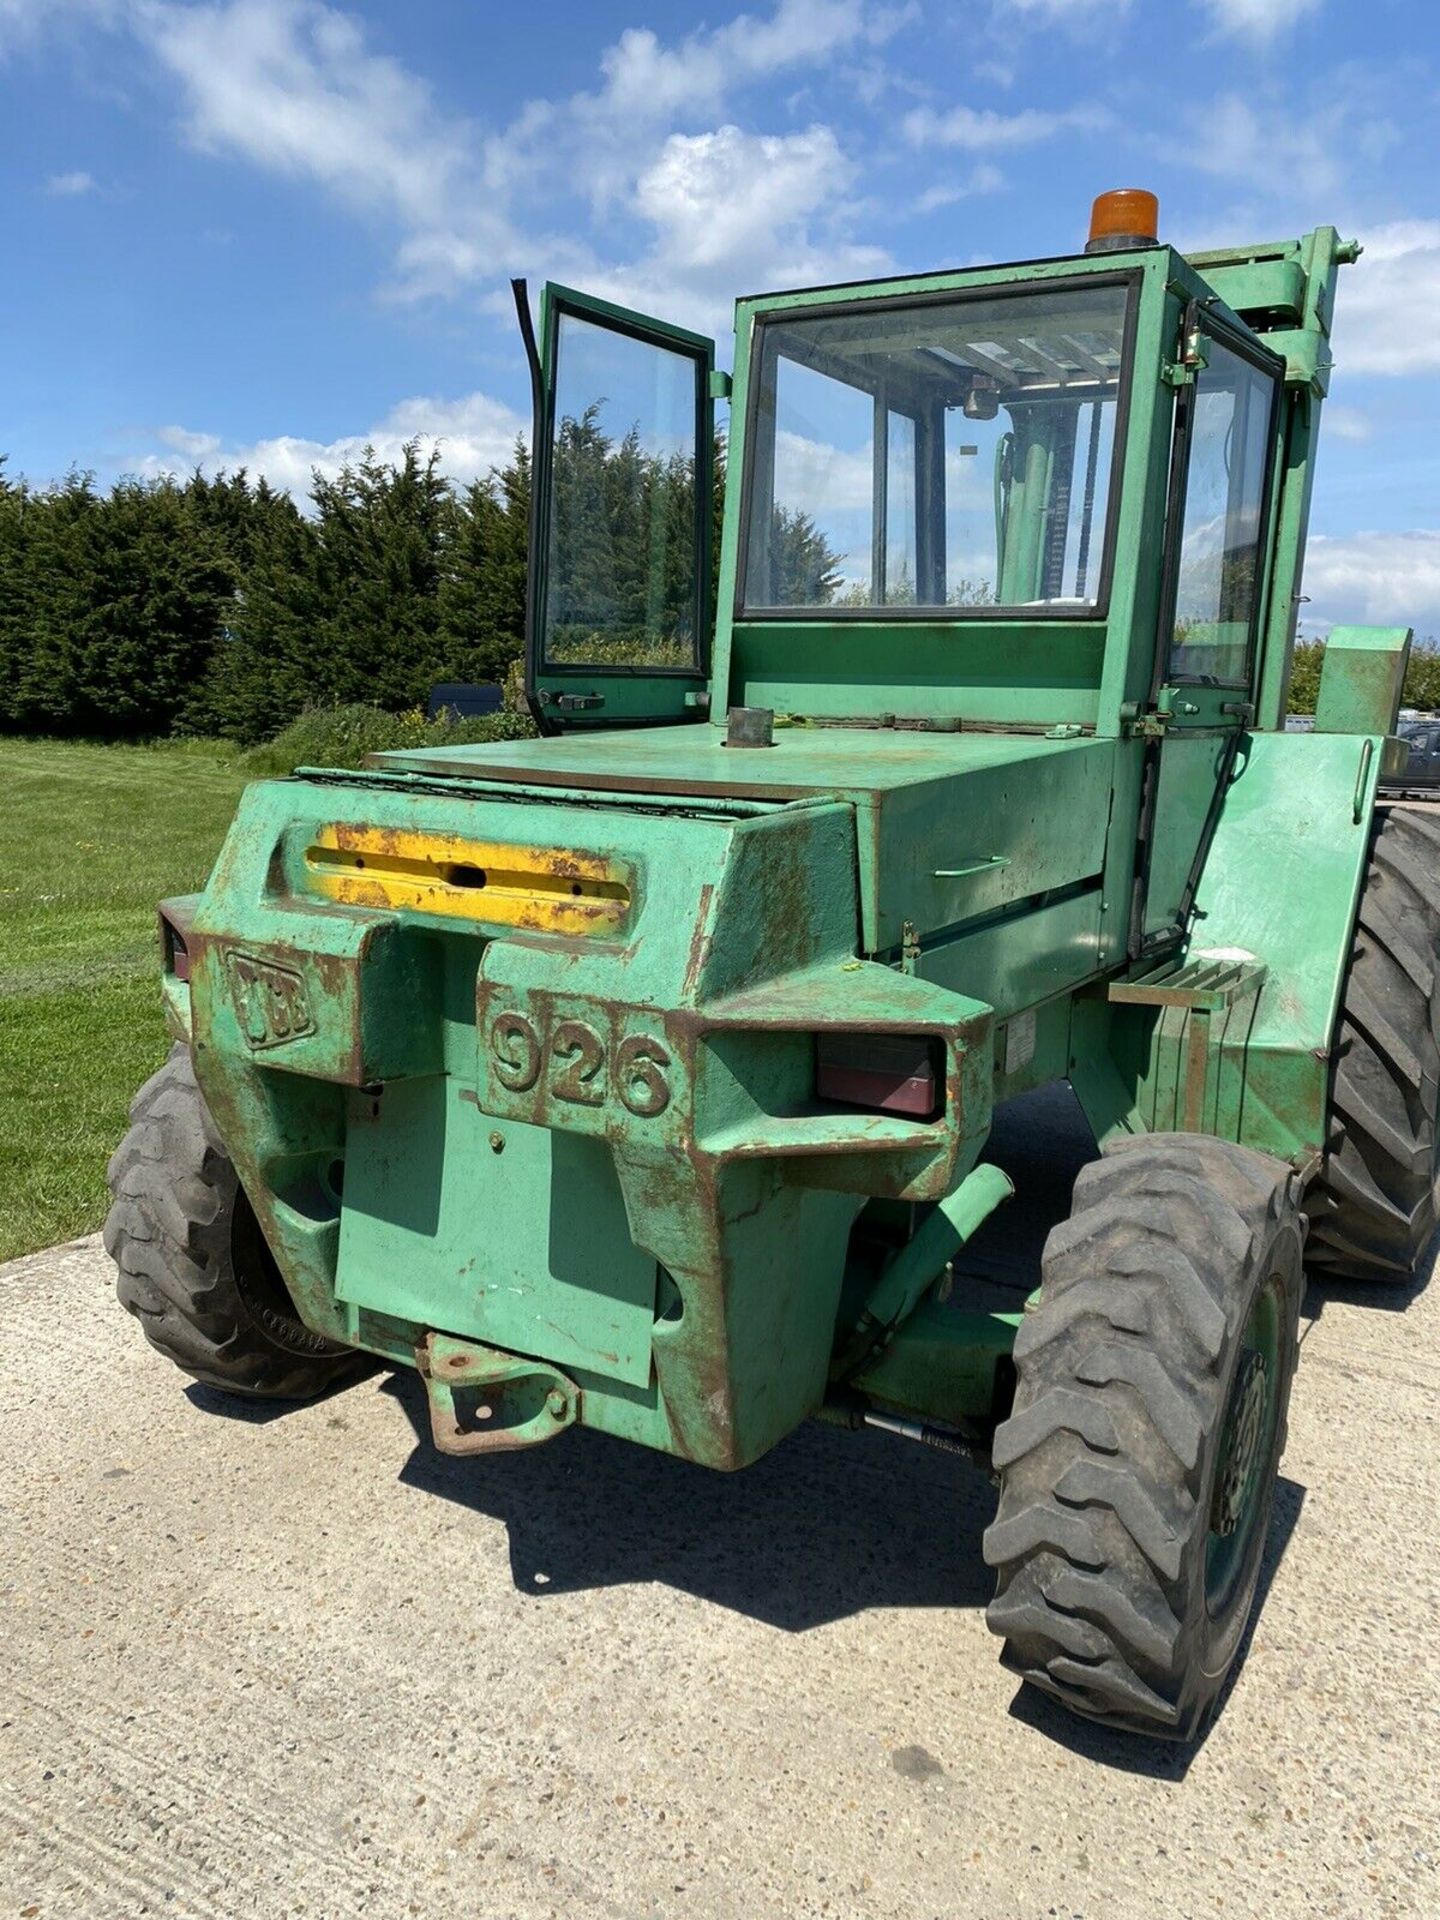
104, 1044, 361, 1400
1310, 803, 1440, 1282
984, 1133, 1301, 1739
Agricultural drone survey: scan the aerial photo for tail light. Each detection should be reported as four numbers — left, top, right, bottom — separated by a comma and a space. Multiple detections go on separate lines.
815, 1033, 942, 1120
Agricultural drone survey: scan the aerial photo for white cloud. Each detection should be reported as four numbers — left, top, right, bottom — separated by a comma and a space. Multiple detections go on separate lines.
529, 0, 908, 220
117, 0, 900, 332
1176, 77, 1398, 216
138, 388, 528, 496
1303, 530, 1440, 633
1, 0, 113, 53
913, 164, 1005, 214
995, 0, 1129, 14
636, 124, 850, 275
1180, 93, 1342, 196
774, 428, 873, 512
45, 168, 95, 195
1324, 405, 1370, 442
134, 0, 486, 237
545, 123, 893, 335
596, 0, 878, 123
156, 424, 222, 459
1333, 222, 1440, 376
904, 103, 1109, 149
1204, 0, 1321, 43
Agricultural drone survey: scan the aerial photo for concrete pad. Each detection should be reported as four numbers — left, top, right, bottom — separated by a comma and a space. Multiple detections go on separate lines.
2, 1199, 1437, 1918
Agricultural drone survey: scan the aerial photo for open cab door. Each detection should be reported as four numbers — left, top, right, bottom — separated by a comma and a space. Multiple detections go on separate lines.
519, 283, 715, 732
1132, 306, 1284, 956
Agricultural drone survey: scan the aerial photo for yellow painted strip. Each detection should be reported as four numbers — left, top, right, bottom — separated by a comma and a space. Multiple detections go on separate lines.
303, 825, 632, 935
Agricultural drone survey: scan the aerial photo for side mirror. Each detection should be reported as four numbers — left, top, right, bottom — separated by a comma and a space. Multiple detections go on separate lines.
964, 375, 1000, 422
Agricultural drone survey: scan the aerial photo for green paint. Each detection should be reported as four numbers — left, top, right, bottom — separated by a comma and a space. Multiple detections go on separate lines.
1313, 625, 1412, 736
149, 211, 1394, 1466
853, 1302, 1023, 1431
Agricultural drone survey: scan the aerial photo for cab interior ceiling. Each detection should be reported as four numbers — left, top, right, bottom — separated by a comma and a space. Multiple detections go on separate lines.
759, 317, 1124, 408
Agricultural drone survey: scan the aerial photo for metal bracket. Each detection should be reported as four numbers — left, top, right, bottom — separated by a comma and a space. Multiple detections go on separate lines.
1109, 955, 1267, 1134
417, 1332, 579, 1456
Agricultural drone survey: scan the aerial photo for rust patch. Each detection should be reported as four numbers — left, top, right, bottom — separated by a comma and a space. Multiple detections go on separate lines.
682, 883, 716, 1000
303, 823, 634, 936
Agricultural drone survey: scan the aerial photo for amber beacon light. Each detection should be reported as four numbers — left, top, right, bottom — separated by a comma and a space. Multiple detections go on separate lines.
1085, 187, 1160, 253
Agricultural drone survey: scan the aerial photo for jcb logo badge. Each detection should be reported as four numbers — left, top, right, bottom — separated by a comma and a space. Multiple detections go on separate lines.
226, 950, 315, 1050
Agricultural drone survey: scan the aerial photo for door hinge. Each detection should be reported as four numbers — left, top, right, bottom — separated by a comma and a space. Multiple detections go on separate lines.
708, 370, 732, 401
1121, 702, 1170, 740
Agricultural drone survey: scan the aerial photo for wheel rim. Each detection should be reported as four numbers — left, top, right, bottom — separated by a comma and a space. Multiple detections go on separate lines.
1205, 1275, 1283, 1618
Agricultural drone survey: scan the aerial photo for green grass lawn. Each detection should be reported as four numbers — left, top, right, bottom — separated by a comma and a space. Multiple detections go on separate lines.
0, 739, 251, 1261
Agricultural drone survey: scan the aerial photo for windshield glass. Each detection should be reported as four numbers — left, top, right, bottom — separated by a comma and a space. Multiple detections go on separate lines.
741, 278, 1131, 615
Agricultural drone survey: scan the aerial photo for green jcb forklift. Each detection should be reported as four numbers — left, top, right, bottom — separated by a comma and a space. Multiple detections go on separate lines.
107, 189, 1434, 1740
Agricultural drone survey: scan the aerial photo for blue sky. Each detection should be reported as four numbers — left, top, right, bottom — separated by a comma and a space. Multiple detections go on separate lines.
2, 0, 1437, 634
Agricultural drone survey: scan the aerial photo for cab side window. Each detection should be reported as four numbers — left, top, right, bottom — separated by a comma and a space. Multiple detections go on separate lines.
1166, 335, 1279, 686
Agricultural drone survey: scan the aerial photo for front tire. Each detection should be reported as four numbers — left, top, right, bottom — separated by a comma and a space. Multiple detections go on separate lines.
104, 1044, 363, 1400
983, 1133, 1302, 1740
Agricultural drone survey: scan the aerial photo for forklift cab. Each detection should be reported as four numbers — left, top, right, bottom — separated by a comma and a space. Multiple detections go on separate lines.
524, 197, 1291, 770
521, 191, 1314, 968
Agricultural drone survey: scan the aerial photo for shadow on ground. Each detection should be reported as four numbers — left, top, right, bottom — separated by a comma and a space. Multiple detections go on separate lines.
184, 1081, 1410, 1770
388, 1368, 995, 1630
184, 1362, 377, 1424
381, 1084, 1103, 1634
1300, 1227, 1438, 1333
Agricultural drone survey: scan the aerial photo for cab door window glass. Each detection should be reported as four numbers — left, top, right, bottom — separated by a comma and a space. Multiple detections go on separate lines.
1167, 338, 1278, 684
543, 311, 704, 669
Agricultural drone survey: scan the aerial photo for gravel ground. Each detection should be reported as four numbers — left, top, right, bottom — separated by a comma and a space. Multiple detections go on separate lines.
2, 1105, 1438, 1920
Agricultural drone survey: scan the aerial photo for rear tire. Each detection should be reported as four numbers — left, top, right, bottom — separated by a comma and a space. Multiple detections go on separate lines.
104, 1043, 363, 1400
983, 1133, 1302, 1740
1308, 802, 1440, 1284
